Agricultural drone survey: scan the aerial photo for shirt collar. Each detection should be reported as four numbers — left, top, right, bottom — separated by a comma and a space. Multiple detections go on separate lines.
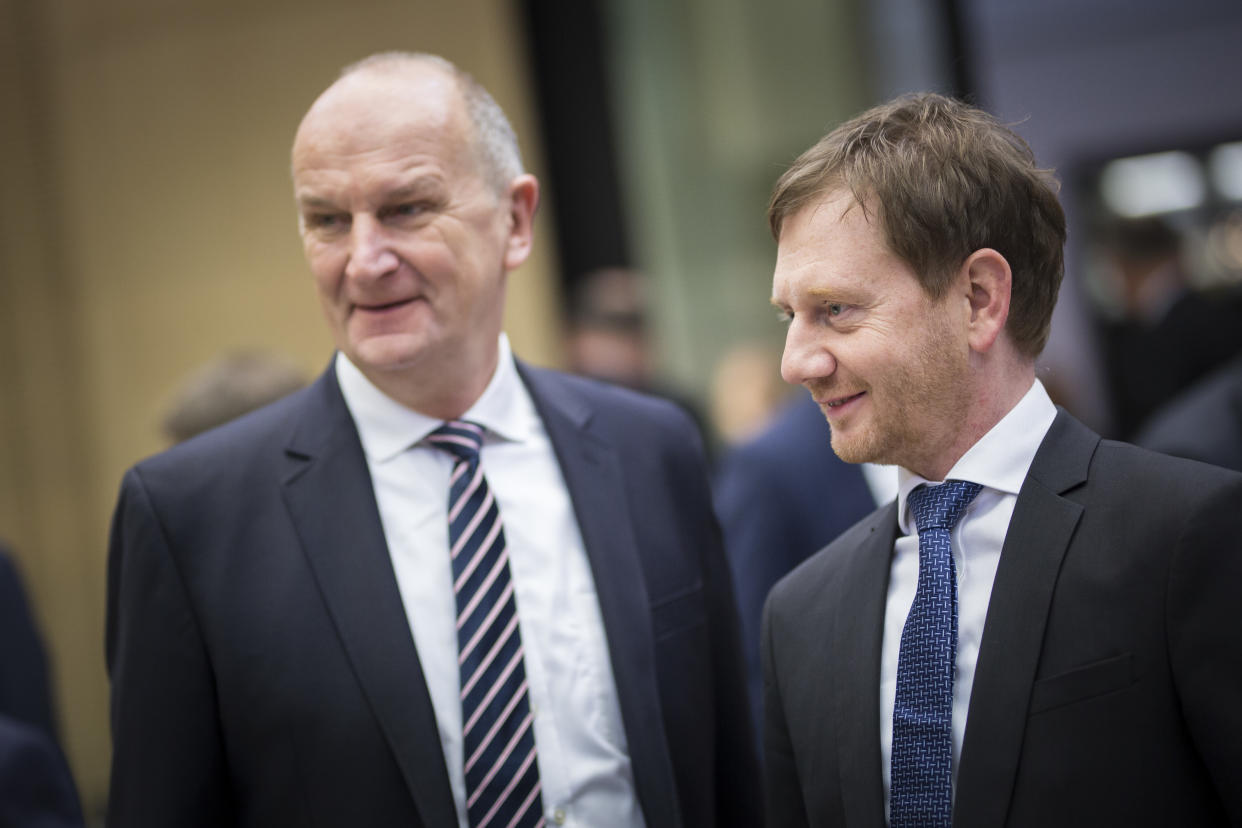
335, 333, 538, 463
896, 379, 1057, 535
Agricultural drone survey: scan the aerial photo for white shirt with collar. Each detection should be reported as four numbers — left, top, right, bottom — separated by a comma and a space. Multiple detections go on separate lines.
335, 334, 646, 828
880, 379, 1058, 815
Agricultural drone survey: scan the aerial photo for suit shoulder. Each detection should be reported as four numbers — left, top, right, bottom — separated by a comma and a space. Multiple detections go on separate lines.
1093, 437, 1242, 494
126, 381, 318, 496
520, 364, 700, 436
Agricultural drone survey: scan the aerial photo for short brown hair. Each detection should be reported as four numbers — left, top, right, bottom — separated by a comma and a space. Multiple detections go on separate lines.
768, 93, 1066, 357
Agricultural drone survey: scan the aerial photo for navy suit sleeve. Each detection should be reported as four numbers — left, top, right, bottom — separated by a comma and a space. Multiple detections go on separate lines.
0, 715, 83, 828
0, 549, 57, 739
715, 448, 802, 743
106, 467, 236, 827
1166, 472, 1242, 823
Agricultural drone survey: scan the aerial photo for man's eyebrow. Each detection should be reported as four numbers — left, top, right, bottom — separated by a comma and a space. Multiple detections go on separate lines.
384, 180, 443, 201
296, 194, 337, 210
769, 296, 787, 309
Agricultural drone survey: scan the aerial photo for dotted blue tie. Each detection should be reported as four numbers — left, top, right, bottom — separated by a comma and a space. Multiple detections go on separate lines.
426, 421, 544, 828
890, 480, 982, 828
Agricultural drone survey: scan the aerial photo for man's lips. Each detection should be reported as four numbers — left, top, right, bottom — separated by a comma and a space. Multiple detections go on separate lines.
354, 296, 421, 312
817, 391, 865, 409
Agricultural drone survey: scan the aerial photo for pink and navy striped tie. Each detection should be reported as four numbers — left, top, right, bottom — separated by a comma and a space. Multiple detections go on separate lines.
427, 421, 544, 828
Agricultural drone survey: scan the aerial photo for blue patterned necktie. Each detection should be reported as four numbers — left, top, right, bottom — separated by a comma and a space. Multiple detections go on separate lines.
890, 479, 982, 828
426, 421, 544, 828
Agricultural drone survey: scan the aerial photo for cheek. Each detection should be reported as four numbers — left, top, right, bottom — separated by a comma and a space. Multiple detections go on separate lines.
304, 244, 345, 295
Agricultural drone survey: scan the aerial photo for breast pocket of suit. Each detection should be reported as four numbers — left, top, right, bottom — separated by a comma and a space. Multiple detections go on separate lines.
1029, 652, 1135, 715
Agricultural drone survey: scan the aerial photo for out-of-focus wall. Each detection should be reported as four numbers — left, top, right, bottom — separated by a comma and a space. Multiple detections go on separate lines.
604, 0, 871, 436
0, 0, 559, 818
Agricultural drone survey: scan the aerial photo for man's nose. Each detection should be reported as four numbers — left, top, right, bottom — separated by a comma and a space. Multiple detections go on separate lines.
781, 322, 837, 386
344, 215, 399, 282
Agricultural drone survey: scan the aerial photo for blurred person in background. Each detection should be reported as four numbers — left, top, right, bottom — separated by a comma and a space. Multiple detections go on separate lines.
0, 542, 83, 826
565, 266, 711, 452
161, 350, 308, 444
1136, 350, 1242, 472
1093, 216, 1242, 439
713, 390, 894, 744
106, 51, 757, 828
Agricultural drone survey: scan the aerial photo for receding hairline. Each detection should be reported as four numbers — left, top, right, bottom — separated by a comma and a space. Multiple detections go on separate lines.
295, 51, 524, 191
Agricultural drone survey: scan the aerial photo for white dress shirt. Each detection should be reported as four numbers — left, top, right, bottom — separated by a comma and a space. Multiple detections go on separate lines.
880, 379, 1057, 816
336, 335, 646, 828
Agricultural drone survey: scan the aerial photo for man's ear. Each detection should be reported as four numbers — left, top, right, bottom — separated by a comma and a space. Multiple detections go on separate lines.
503, 174, 540, 270
961, 247, 1012, 354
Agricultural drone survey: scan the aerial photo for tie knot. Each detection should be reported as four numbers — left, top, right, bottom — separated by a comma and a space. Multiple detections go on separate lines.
909, 480, 982, 533
425, 420, 486, 463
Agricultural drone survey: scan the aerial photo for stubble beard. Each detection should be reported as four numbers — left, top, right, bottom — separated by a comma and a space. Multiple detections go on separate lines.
826, 317, 970, 472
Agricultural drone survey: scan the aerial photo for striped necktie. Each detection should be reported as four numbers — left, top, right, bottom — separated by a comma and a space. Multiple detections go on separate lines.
426, 421, 545, 828
890, 479, 982, 828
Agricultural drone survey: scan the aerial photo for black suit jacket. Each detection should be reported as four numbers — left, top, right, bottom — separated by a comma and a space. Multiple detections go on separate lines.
106, 361, 759, 827
763, 411, 1242, 827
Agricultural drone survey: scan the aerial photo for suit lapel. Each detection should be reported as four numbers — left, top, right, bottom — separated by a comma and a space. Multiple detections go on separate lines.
518, 364, 684, 828
280, 367, 458, 828
834, 505, 898, 828
953, 411, 1096, 826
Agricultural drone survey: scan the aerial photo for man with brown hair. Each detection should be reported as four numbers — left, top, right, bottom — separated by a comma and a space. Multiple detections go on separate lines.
762, 94, 1242, 827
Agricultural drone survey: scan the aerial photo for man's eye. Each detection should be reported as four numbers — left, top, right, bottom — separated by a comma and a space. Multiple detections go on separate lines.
827, 303, 845, 316
385, 202, 426, 220
775, 309, 793, 324
306, 213, 347, 230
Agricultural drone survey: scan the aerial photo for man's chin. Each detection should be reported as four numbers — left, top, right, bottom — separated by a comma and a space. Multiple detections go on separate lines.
344, 335, 433, 374
828, 430, 884, 466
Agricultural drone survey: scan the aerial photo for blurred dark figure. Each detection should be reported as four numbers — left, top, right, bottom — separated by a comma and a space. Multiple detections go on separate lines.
0, 544, 83, 826
1136, 351, 1242, 472
162, 351, 308, 444
713, 392, 881, 743
1095, 217, 1242, 438
565, 267, 711, 446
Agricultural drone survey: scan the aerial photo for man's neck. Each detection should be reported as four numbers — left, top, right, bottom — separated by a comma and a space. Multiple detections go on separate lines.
360, 340, 501, 421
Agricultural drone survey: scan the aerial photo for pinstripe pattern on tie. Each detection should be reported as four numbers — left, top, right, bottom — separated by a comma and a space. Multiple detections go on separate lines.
890, 479, 982, 828
427, 421, 545, 828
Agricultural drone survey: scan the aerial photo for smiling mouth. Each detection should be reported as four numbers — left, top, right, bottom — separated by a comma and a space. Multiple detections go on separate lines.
356, 297, 418, 312
823, 391, 865, 408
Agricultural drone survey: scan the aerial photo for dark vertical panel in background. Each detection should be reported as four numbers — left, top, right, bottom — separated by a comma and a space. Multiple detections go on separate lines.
519, 0, 631, 300
938, 0, 975, 102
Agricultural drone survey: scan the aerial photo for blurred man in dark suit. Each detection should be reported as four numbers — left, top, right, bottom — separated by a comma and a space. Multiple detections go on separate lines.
0, 544, 83, 826
714, 392, 884, 741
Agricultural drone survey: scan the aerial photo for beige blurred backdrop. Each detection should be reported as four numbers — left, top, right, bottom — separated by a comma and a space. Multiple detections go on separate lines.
0, 0, 561, 818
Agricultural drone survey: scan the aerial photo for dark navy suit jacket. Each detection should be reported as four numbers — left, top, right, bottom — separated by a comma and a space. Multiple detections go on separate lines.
0, 547, 83, 827
106, 360, 759, 828
764, 412, 1242, 826
714, 393, 876, 739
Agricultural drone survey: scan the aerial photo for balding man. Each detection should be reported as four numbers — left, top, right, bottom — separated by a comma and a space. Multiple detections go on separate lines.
106, 52, 758, 828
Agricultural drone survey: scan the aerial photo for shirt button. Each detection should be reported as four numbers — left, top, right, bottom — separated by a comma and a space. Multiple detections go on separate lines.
530, 701, 539, 716
552, 808, 566, 825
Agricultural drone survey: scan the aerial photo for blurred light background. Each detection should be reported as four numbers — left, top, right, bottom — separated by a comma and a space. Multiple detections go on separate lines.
3, 0, 1242, 820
